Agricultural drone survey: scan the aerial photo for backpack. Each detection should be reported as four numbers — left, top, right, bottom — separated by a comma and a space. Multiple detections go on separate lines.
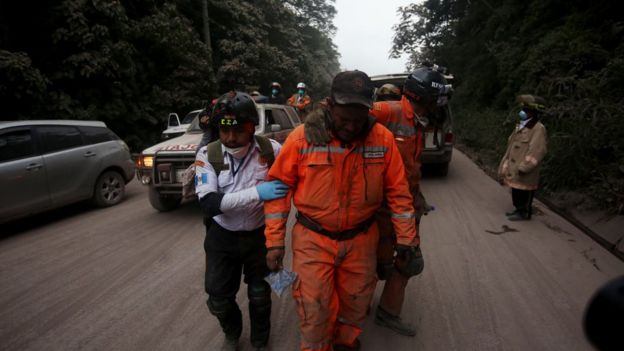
181, 135, 276, 199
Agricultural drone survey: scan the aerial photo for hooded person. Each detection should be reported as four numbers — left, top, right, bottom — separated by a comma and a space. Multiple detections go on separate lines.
498, 94, 548, 221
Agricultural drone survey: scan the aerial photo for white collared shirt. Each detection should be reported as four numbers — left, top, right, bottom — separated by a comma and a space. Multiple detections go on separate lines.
195, 138, 281, 231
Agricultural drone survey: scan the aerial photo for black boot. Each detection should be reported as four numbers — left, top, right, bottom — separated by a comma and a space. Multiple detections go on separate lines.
375, 306, 416, 336
508, 211, 529, 221
333, 339, 361, 351
505, 208, 520, 216
207, 296, 243, 344
248, 282, 272, 349
220, 336, 239, 351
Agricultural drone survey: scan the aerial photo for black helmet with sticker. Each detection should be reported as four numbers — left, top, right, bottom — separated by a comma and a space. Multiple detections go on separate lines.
212, 91, 259, 126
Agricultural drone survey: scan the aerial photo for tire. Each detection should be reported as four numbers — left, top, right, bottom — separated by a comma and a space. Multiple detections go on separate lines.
437, 162, 449, 177
148, 186, 181, 211
93, 171, 126, 207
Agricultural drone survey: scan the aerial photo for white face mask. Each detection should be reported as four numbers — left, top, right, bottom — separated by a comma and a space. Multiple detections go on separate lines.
224, 143, 251, 159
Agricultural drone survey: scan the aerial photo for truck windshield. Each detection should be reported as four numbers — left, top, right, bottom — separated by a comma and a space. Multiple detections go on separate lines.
188, 117, 202, 133
182, 111, 199, 124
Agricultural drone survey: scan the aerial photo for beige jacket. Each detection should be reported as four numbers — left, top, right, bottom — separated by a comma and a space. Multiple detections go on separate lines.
498, 120, 547, 190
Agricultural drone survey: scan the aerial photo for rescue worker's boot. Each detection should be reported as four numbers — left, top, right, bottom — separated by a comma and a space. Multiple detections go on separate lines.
207, 296, 243, 350
248, 281, 272, 350
220, 337, 238, 351
333, 338, 361, 351
375, 306, 416, 337
505, 208, 520, 216
507, 211, 529, 221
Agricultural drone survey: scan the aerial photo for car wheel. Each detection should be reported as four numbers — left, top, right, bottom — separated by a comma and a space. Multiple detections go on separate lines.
148, 186, 181, 211
93, 171, 126, 207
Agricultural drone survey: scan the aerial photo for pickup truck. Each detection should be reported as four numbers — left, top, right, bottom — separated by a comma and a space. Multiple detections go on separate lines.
136, 103, 301, 211
161, 109, 201, 140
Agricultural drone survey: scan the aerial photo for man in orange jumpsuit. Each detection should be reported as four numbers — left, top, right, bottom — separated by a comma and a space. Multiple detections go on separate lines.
369, 67, 450, 336
304, 66, 450, 336
264, 70, 419, 351
287, 82, 313, 119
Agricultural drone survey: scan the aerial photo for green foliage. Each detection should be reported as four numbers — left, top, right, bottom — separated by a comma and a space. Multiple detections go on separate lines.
393, 0, 624, 212
0, 0, 340, 151
0, 50, 49, 117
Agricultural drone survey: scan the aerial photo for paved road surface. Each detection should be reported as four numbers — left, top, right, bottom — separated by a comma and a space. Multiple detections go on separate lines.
1, 150, 622, 351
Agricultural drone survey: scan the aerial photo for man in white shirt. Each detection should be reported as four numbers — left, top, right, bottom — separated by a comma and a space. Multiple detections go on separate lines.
195, 91, 288, 351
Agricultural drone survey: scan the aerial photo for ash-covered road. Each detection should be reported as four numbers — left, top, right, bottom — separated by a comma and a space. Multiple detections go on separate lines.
1, 150, 622, 351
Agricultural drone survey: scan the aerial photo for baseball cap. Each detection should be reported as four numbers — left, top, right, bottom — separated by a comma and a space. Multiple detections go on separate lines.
331, 70, 374, 108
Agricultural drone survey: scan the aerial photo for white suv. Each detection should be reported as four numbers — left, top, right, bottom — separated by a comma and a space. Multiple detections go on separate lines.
137, 103, 301, 211
161, 109, 202, 140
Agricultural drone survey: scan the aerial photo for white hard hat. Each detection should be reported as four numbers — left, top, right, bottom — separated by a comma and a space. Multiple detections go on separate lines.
297, 82, 306, 89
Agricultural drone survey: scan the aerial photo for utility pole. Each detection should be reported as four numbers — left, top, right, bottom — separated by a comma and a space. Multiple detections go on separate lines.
201, 0, 217, 91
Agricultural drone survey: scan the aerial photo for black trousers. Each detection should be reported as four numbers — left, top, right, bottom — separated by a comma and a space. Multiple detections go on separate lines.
512, 188, 535, 218
204, 220, 271, 347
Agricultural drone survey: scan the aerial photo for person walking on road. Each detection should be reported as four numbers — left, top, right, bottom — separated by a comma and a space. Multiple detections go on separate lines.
304, 66, 449, 336
498, 94, 548, 221
264, 70, 419, 351
366, 66, 449, 336
287, 82, 313, 119
195, 91, 288, 351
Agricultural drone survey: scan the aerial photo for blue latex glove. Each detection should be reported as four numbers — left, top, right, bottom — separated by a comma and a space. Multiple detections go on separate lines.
256, 180, 289, 201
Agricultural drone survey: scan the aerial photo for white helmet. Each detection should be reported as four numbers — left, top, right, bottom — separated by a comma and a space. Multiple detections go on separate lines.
296, 82, 306, 89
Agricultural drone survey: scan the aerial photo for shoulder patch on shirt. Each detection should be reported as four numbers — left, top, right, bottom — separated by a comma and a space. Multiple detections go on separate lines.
194, 160, 205, 167
195, 173, 209, 186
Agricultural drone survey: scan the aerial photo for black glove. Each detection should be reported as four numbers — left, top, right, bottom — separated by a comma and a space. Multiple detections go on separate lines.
395, 245, 424, 277
304, 108, 332, 145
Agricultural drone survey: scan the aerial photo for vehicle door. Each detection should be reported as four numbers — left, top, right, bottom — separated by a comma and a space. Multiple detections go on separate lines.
36, 125, 99, 205
269, 107, 294, 143
283, 105, 302, 127
0, 127, 50, 220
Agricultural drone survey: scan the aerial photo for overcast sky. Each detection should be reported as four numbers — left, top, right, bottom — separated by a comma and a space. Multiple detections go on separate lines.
333, 0, 417, 76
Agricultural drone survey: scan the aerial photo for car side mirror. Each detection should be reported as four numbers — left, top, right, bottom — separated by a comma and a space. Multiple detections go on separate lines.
168, 113, 180, 127
270, 124, 282, 132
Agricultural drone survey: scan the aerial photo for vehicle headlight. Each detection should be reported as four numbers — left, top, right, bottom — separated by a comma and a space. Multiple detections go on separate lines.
141, 155, 154, 168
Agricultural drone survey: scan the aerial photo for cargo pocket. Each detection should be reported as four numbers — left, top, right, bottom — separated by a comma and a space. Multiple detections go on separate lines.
363, 160, 384, 204
292, 278, 307, 321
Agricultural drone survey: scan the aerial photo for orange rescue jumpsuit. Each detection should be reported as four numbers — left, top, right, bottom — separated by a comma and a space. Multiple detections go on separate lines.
287, 94, 312, 117
369, 96, 424, 314
264, 121, 418, 351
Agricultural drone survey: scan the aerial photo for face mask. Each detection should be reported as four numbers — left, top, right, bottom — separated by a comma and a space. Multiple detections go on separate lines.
271, 89, 278, 96
298, 89, 305, 96
224, 143, 251, 159
518, 110, 529, 121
